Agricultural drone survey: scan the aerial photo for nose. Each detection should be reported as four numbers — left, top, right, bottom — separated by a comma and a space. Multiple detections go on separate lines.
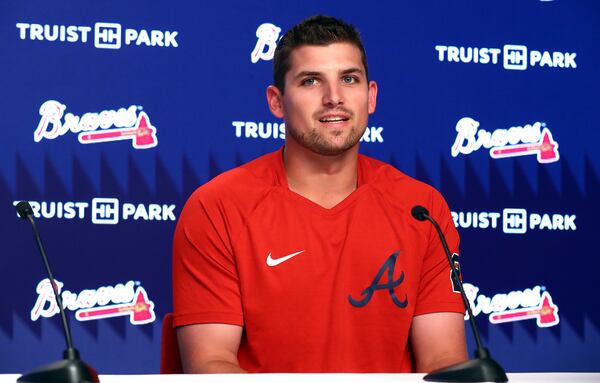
322, 81, 343, 107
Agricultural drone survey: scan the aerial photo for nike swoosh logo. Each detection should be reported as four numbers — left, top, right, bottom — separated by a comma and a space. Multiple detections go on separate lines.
266, 250, 305, 267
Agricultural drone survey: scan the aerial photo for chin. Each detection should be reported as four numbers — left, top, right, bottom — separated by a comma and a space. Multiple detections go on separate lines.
311, 140, 360, 156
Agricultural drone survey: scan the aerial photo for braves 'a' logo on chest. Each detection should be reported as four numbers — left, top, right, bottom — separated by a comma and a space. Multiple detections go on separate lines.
348, 251, 408, 308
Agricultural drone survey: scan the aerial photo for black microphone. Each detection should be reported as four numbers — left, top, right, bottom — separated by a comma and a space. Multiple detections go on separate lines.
15, 201, 99, 383
411, 205, 508, 383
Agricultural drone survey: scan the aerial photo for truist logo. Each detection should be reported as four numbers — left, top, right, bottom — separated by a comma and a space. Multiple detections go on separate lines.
16, 22, 178, 49
232, 120, 384, 143
451, 117, 559, 164
435, 44, 576, 71
451, 209, 576, 234
34, 100, 158, 149
32, 278, 156, 325
13, 198, 177, 224
251, 23, 281, 63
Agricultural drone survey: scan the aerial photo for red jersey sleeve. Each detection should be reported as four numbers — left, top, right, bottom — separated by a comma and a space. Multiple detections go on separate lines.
172, 186, 244, 328
413, 189, 464, 316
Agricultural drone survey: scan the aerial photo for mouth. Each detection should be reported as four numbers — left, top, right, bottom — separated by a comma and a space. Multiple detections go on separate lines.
318, 115, 350, 124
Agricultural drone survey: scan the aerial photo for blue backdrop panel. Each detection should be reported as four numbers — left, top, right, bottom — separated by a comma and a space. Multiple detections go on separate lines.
1, 0, 598, 374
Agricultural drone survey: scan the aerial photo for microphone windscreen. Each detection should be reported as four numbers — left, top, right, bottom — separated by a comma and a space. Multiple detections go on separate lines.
16, 201, 33, 218
411, 205, 429, 221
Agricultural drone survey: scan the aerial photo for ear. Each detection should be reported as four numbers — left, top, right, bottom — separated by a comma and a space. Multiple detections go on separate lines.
266, 85, 284, 119
367, 80, 378, 115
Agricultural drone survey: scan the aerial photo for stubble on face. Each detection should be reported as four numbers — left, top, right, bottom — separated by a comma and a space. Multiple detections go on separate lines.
286, 107, 366, 156
277, 43, 374, 157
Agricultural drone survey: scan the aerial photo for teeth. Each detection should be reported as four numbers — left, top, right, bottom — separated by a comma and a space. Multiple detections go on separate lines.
320, 117, 346, 122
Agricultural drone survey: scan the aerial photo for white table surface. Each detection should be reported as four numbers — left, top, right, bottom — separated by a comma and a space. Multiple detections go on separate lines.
1, 372, 599, 383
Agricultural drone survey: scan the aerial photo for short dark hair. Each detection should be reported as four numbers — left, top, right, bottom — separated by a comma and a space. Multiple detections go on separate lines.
273, 15, 369, 93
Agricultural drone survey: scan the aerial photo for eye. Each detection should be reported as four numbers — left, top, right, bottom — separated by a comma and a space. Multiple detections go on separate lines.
301, 77, 318, 86
342, 75, 358, 84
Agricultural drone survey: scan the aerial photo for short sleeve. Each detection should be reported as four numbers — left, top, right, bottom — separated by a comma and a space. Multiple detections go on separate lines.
172, 187, 244, 328
413, 189, 465, 316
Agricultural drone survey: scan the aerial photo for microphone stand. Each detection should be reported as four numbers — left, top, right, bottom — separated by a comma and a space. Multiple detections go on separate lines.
16, 202, 99, 383
412, 206, 508, 383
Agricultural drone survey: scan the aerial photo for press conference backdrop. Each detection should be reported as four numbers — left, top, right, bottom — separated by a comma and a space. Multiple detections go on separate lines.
1, 0, 598, 374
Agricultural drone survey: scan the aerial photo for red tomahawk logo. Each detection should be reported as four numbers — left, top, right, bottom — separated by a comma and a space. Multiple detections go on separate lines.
76, 287, 156, 325
78, 112, 157, 149
490, 128, 559, 164
489, 291, 559, 327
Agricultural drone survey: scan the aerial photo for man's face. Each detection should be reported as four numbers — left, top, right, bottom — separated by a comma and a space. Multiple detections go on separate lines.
267, 42, 377, 156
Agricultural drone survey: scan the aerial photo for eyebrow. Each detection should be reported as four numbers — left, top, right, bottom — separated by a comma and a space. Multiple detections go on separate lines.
340, 67, 364, 76
294, 67, 365, 80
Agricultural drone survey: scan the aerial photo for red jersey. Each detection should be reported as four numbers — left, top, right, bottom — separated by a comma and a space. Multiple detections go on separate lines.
172, 148, 464, 372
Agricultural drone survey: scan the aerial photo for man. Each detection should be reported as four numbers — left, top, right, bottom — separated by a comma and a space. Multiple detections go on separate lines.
172, 15, 467, 373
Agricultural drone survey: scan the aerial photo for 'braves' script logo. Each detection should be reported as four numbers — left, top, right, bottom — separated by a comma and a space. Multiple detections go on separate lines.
250, 23, 281, 63
348, 251, 408, 308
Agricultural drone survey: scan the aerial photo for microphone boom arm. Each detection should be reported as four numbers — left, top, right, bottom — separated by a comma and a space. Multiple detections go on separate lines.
421, 214, 486, 357
26, 215, 76, 355
412, 205, 508, 382
15, 201, 99, 383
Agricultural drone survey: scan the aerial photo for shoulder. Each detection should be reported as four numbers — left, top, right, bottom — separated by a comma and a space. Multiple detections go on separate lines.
359, 154, 451, 216
194, 151, 279, 198
360, 155, 440, 197
183, 151, 281, 219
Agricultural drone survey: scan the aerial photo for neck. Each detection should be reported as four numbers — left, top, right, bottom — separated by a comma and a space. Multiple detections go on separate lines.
283, 139, 359, 209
